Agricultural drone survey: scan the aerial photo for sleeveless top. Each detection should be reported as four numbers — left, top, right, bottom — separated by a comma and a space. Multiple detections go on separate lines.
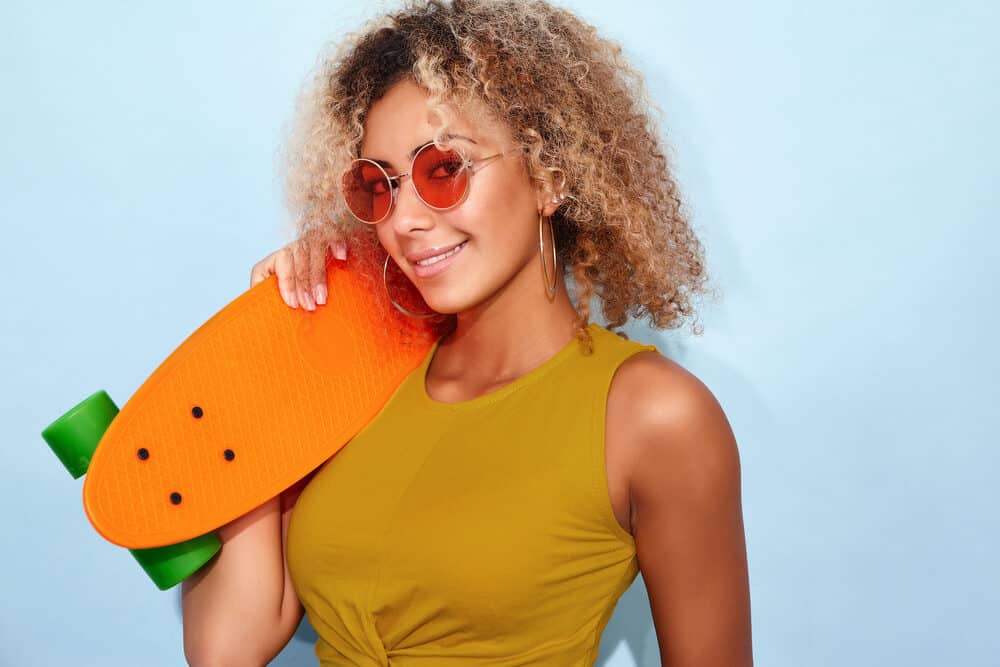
286, 323, 659, 666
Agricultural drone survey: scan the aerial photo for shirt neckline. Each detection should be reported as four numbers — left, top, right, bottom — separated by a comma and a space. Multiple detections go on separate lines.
417, 323, 600, 410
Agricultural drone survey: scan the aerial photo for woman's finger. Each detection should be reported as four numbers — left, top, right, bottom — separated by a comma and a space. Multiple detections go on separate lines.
333, 238, 347, 261
291, 241, 315, 311
250, 246, 298, 308
249, 255, 274, 288
272, 246, 300, 308
308, 239, 329, 306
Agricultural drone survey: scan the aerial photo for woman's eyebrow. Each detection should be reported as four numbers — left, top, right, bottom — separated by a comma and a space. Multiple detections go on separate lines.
368, 134, 478, 168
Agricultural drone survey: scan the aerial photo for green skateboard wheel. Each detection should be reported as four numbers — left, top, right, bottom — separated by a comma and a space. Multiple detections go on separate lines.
130, 532, 222, 590
41, 390, 221, 588
41, 390, 119, 478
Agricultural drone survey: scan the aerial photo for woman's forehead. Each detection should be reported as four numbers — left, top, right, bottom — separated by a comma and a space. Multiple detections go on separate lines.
360, 80, 509, 158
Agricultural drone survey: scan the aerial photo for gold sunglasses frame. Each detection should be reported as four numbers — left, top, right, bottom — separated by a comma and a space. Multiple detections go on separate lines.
342, 141, 506, 225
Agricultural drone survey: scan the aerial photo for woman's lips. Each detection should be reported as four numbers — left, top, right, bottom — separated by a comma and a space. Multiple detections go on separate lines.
411, 240, 468, 278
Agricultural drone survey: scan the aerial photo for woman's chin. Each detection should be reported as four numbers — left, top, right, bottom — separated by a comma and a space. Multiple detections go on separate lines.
416, 288, 477, 316
419, 298, 463, 316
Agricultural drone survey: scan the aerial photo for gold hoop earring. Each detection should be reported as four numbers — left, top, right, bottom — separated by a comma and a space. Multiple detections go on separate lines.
538, 211, 557, 298
383, 255, 438, 319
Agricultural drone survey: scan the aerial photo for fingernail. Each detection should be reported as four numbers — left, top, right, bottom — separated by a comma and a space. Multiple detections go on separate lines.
314, 284, 327, 305
334, 242, 347, 261
301, 289, 315, 311
289, 289, 298, 308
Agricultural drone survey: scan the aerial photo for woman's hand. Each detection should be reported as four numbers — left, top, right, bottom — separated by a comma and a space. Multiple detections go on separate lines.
250, 231, 347, 311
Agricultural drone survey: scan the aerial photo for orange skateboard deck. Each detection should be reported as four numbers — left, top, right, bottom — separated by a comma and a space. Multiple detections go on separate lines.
81, 261, 436, 550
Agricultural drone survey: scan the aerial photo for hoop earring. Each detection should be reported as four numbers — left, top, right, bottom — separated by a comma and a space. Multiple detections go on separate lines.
383, 255, 438, 319
538, 212, 558, 298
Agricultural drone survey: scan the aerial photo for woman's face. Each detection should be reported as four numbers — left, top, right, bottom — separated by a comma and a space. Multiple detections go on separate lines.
358, 78, 551, 317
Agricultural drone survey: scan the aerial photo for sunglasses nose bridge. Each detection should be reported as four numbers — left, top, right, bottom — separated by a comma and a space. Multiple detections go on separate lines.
379, 172, 409, 218
396, 170, 440, 212
387, 173, 436, 229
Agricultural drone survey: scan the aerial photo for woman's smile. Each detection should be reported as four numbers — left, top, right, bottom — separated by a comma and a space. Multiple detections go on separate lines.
410, 239, 469, 278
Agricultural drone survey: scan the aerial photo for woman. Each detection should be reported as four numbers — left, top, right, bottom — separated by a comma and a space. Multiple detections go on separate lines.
182, 1, 752, 665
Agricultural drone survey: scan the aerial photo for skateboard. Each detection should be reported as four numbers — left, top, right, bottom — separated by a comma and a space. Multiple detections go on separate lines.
42, 259, 437, 589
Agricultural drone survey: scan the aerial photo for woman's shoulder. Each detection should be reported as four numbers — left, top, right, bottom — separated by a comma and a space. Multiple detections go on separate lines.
605, 341, 738, 490
569, 324, 715, 419
608, 343, 694, 403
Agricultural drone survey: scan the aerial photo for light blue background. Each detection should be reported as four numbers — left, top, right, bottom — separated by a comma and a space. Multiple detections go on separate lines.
3, 1, 997, 665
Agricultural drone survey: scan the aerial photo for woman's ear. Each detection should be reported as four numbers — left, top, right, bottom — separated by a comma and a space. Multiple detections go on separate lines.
535, 175, 568, 217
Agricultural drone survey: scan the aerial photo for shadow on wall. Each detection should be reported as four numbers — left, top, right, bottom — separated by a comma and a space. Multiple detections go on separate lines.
272, 618, 320, 666
598, 575, 661, 666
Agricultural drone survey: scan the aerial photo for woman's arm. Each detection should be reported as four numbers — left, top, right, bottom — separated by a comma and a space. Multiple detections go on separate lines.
613, 353, 753, 666
181, 495, 304, 667
179, 237, 332, 665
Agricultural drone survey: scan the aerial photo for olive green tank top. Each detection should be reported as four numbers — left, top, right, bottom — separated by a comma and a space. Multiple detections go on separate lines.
286, 323, 658, 666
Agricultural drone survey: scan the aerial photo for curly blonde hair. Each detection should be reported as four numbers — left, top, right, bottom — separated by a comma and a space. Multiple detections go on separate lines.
281, 0, 710, 349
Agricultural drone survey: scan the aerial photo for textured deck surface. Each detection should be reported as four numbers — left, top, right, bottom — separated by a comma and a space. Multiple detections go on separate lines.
83, 265, 436, 549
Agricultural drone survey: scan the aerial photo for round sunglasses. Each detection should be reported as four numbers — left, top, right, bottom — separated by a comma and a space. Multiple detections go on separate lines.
341, 141, 505, 224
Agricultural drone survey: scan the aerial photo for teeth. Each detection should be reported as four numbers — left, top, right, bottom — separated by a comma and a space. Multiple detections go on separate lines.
416, 241, 466, 266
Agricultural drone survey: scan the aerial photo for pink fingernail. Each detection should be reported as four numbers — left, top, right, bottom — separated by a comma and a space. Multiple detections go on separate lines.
301, 289, 315, 311
314, 284, 327, 305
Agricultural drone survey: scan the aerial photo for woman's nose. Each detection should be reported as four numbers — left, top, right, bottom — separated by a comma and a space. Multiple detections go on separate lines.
389, 178, 434, 234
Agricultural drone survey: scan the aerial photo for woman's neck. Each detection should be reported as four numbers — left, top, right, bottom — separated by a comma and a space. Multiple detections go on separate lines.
434, 273, 582, 383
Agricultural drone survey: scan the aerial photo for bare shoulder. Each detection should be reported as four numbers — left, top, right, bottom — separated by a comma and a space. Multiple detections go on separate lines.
606, 350, 741, 505
608, 349, 706, 413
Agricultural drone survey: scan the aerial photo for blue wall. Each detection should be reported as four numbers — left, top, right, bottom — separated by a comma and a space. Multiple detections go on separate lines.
3, 1, 997, 665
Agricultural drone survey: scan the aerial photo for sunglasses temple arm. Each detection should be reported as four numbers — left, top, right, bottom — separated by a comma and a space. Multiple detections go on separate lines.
469, 152, 504, 173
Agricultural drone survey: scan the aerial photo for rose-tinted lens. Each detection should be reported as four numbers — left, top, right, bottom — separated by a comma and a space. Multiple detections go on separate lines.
412, 145, 468, 209
342, 160, 393, 223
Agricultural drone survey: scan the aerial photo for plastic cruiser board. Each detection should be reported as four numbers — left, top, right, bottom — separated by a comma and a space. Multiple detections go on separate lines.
43, 260, 436, 588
